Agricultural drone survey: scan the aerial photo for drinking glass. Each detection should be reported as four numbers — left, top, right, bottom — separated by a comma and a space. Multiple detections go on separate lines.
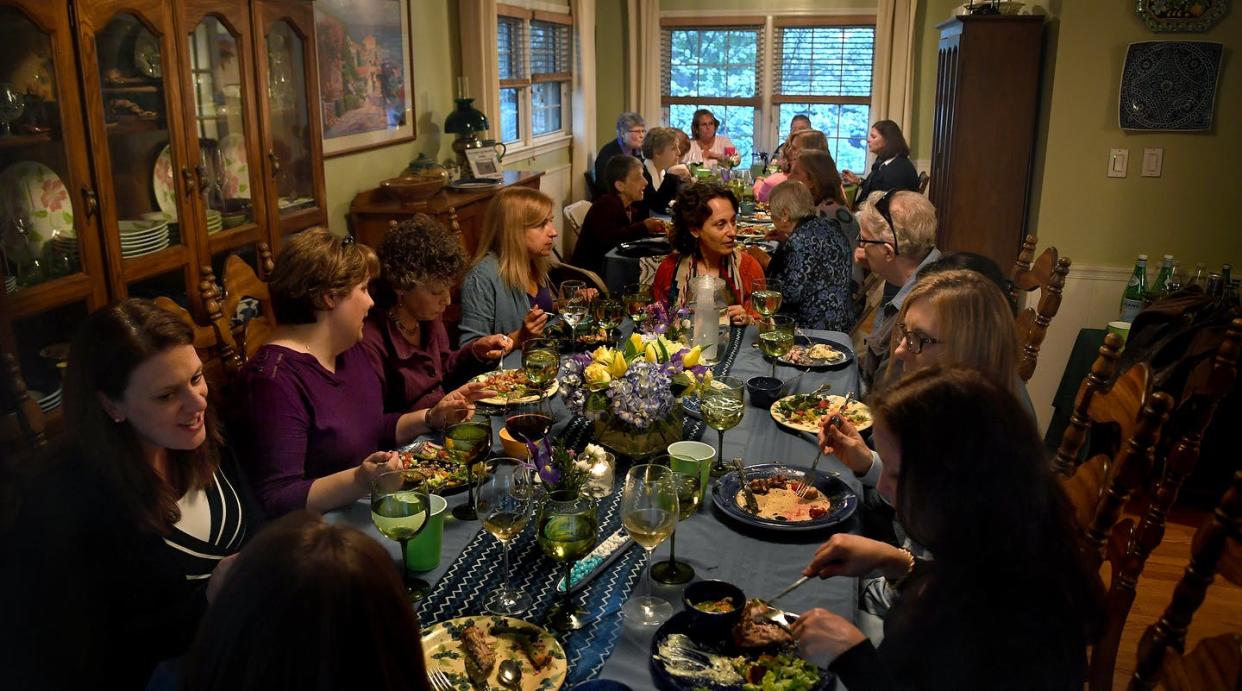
522, 338, 559, 390
371, 470, 432, 600
650, 454, 700, 585
0, 83, 24, 137
559, 281, 589, 342
591, 298, 625, 339
537, 489, 599, 631
446, 415, 493, 521
623, 282, 653, 327
506, 402, 553, 456
751, 278, 783, 320
477, 457, 534, 615
700, 376, 745, 477
758, 315, 795, 377
620, 464, 679, 625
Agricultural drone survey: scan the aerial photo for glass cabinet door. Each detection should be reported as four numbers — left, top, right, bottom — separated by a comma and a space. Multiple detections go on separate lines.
184, 15, 260, 239
0, 4, 102, 305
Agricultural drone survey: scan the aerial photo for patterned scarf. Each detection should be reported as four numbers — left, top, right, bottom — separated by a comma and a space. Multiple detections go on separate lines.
666, 250, 745, 308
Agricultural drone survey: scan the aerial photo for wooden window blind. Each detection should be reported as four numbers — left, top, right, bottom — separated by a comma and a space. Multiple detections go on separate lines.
772, 22, 874, 105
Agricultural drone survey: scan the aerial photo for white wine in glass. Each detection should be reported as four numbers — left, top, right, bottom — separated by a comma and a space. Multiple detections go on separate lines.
371, 471, 432, 600
751, 278, 782, 318
478, 458, 534, 615
701, 377, 745, 477
758, 315, 795, 377
620, 464, 678, 625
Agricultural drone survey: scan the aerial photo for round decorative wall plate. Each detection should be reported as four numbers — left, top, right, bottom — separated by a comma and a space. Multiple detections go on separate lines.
1135, 0, 1230, 33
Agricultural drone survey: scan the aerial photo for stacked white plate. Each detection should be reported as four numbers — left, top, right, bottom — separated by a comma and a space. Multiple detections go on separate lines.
119, 219, 171, 258
49, 232, 80, 265
5, 275, 16, 294
206, 208, 222, 234
30, 386, 63, 414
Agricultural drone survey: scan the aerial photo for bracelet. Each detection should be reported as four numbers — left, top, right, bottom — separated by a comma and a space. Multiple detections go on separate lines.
889, 548, 916, 589
426, 408, 443, 432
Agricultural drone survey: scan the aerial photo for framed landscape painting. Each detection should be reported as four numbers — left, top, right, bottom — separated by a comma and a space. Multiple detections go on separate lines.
315, 0, 416, 156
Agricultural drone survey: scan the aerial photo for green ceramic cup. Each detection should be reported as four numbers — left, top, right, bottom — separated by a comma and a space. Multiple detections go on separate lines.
405, 494, 448, 572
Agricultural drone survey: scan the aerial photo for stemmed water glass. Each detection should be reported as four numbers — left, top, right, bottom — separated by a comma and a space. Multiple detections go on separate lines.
623, 282, 653, 328
650, 453, 701, 585
591, 297, 625, 341
758, 315, 795, 377
370, 470, 432, 601
537, 489, 599, 631
446, 414, 493, 521
751, 278, 782, 324
478, 457, 534, 615
559, 281, 589, 344
522, 338, 559, 391
620, 464, 679, 625
701, 376, 745, 477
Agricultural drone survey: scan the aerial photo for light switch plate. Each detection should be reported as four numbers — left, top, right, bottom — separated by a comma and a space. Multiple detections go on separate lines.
1142, 148, 1163, 177
1108, 149, 1128, 178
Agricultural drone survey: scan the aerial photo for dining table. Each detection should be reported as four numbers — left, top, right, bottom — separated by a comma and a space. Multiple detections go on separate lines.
327, 324, 865, 690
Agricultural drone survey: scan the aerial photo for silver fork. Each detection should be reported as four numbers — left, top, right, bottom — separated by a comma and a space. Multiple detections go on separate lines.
428, 669, 454, 691
797, 390, 853, 498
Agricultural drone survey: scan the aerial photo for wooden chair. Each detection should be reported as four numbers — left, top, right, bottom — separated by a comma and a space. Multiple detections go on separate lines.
1010, 234, 1072, 381
563, 200, 591, 260
550, 262, 608, 297
153, 297, 234, 405
917, 171, 929, 194
203, 245, 276, 376
0, 351, 49, 456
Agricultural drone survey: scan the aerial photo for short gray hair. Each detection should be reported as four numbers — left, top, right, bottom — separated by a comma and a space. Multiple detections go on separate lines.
858, 190, 938, 260
768, 181, 816, 225
615, 112, 645, 137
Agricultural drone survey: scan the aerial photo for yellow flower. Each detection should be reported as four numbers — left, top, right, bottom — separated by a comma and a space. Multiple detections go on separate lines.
628, 333, 645, 352
683, 345, 702, 368
644, 343, 659, 362
591, 346, 614, 364
610, 351, 629, 378
583, 363, 612, 391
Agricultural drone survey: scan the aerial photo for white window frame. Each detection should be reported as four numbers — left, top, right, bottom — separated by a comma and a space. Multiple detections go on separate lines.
497, 4, 574, 162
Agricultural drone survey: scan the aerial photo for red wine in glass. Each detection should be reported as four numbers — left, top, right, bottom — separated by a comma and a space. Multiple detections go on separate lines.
506, 413, 552, 443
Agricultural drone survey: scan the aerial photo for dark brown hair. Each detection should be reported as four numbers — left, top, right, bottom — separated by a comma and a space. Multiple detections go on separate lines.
690, 108, 721, 140
872, 119, 910, 160
185, 512, 430, 691
269, 228, 379, 324
375, 214, 465, 308
670, 182, 738, 255
794, 150, 846, 206
604, 153, 643, 192
63, 299, 220, 534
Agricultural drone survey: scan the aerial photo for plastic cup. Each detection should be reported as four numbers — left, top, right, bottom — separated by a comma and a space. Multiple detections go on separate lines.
668, 440, 715, 502
1107, 321, 1131, 347
405, 494, 448, 572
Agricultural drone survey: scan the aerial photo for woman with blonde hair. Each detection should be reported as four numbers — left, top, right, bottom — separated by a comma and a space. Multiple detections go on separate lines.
245, 229, 488, 517
459, 187, 558, 346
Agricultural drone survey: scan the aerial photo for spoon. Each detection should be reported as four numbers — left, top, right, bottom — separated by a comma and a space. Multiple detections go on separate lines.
498, 659, 523, 689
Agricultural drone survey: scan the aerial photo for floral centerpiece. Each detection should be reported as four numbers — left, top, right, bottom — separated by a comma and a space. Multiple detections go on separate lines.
559, 334, 710, 458
524, 439, 610, 495
639, 301, 693, 344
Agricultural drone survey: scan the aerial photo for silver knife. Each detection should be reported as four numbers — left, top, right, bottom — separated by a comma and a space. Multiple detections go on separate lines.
733, 458, 760, 514
764, 575, 810, 606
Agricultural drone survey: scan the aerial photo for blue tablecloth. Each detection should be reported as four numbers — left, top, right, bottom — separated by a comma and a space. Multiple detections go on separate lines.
328, 325, 863, 689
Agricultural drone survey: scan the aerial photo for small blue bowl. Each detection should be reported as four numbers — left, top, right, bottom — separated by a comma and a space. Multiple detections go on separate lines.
746, 375, 784, 409
682, 579, 746, 642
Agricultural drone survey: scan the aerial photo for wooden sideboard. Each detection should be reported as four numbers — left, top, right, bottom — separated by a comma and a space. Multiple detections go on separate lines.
348, 170, 543, 256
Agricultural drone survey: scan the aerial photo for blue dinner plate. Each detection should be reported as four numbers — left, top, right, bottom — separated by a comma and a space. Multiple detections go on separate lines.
573, 680, 635, 691
649, 611, 832, 691
711, 463, 858, 533
776, 335, 855, 371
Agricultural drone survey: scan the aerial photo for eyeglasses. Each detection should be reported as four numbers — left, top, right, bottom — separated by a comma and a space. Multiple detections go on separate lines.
872, 189, 900, 257
341, 234, 357, 247
626, 128, 646, 135
895, 321, 941, 354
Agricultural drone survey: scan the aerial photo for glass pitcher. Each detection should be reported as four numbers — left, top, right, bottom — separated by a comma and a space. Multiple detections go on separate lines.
686, 275, 727, 365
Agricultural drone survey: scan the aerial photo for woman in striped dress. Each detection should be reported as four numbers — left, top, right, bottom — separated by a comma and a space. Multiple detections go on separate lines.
0, 299, 252, 690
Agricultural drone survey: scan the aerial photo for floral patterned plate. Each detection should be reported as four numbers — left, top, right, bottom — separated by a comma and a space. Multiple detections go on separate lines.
422, 615, 567, 691
0, 161, 74, 256
152, 144, 178, 220
219, 133, 251, 199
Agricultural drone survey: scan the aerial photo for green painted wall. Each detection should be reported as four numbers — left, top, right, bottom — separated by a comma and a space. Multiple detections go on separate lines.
322, 0, 460, 234
596, 0, 629, 150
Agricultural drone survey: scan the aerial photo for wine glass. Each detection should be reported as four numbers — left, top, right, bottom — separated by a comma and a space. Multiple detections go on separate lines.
477, 457, 534, 615
557, 280, 586, 313
758, 315, 795, 378
751, 278, 782, 322
0, 83, 25, 137
522, 338, 559, 390
623, 282, 653, 328
620, 464, 679, 625
371, 470, 432, 601
446, 415, 493, 521
505, 402, 553, 449
537, 489, 599, 631
650, 453, 700, 585
591, 297, 625, 341
701, 376, 745, 477
559, 281, 588, 344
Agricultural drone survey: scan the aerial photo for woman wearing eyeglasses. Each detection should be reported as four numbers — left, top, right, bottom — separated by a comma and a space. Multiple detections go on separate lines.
682, 108, 735, 167
841, 120, 920, 209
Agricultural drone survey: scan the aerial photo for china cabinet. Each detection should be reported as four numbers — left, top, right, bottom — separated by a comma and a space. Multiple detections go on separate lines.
0, 0, 325, 425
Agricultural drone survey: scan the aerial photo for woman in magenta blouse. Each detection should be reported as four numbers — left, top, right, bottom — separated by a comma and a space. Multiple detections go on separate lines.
360, 214, 511, 413
243, 229, 492, 516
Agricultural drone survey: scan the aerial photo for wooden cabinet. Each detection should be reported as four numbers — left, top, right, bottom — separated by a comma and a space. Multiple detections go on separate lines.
928, 15, 1043, 271
0, 0, 325, 420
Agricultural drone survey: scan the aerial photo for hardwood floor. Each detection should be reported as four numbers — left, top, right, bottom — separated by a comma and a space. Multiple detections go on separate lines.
1105, 506, 1242, 689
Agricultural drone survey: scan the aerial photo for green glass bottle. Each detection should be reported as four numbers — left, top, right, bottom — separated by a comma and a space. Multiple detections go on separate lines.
1151, 254, 1175, 301
1119, 254, 1148, 322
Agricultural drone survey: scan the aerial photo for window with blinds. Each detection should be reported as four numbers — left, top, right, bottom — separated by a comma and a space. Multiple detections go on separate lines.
497, 8, 572, 146
772, 22, 875, 173
661, 23, 764, 162
658, 16, 875, 173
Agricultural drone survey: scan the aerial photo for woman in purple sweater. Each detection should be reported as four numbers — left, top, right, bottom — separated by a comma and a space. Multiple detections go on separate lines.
243, 230, 492, 516
360, 214, 511, 413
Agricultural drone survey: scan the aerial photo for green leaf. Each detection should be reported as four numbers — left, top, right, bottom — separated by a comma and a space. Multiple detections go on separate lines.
34, 210, 47, 218
63, 211, 73, 225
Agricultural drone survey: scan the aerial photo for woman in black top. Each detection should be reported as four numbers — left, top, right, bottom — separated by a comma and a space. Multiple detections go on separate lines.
842, 120, 920, 208
793, 367, 1102, 691
0, 299, 251, 690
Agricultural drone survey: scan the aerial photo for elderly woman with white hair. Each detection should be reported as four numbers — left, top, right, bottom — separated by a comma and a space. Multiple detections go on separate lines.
761, 180, 854, 331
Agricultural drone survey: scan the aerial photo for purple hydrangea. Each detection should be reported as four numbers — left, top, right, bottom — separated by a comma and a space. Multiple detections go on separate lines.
607, 360, 674, 429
